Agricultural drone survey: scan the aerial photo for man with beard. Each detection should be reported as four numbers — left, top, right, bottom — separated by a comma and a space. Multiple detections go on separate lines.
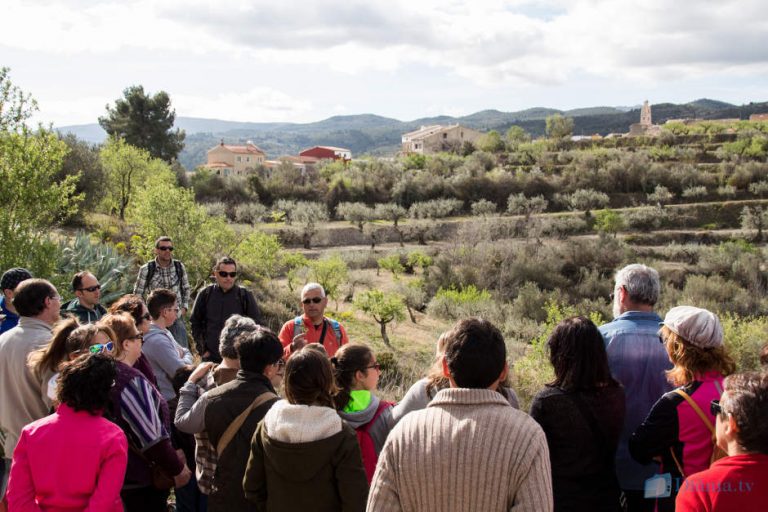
599, 264, 672, 512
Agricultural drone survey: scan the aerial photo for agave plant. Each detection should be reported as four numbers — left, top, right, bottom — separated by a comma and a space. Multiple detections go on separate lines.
55, 232, 136, 305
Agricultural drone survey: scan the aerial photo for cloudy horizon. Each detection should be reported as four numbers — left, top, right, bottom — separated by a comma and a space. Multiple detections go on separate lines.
3, 0, 767, 127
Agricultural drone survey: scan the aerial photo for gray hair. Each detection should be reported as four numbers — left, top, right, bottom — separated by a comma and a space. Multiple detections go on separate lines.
301, 282, 325, 298
614, 264, 660, 306
219, 315, 258, 359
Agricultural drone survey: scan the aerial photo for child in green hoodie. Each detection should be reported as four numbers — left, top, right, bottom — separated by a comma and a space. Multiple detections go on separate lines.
332, 344, 394, 483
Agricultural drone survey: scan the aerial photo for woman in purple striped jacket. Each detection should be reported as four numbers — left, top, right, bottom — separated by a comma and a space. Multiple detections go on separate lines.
101, 312, 191, 512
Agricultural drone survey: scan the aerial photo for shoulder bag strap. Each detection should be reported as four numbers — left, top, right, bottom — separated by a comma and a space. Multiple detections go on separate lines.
216, 391, 277, 456
317, 319, 329, 346
673, 388, 715, 434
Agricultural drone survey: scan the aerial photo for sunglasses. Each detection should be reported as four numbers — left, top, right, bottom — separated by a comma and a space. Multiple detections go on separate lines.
127, 333, 144, 343
217, 271, 237, 278
157, 246, 174, 252
710, 399, 724, 417
78, 284, 101, 293
302, 297, 323, 304
89, 342, 114, 354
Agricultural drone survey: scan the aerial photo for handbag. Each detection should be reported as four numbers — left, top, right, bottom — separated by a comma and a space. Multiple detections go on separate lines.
127, 442, 176, 490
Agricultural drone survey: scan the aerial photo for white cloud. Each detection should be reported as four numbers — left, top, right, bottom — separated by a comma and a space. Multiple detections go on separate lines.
174, 88, 314, 122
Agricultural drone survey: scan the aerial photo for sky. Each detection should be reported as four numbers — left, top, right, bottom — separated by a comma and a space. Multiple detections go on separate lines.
2, 0, 767, 127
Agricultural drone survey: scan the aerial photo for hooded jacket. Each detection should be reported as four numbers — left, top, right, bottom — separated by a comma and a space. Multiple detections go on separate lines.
62, 298, 107, 324
244, 400, 368, 512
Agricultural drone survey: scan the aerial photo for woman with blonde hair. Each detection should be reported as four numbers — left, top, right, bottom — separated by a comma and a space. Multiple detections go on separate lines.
28, 317, 116, 405
630, 306, 736, 512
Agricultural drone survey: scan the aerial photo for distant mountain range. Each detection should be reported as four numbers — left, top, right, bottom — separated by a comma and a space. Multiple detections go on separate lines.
56, 98, 768, 171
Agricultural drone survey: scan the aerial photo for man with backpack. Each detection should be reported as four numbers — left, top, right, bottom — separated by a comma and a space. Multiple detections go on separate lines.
278, 282, 348, 359
190, 257, 261, 363
134, 236, 191, 348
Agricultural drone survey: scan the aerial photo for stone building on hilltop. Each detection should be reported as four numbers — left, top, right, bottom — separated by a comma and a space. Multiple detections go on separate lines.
628, 100, 662, 136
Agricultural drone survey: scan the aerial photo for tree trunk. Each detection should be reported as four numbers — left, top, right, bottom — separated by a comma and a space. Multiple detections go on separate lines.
406, 305, 417, 323
379, 322, 391, 346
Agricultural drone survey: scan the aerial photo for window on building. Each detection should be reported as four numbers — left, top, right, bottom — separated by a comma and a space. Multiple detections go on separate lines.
443, 133, 447, 139
237, 156, 241, 162
246, 157, 250, 162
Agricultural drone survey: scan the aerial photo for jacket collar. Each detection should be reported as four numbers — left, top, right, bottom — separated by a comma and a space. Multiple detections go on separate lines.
18, 316, 54, 331
236, 369, 276, 392
611, 310, 662, 322
429, 387, 511, 408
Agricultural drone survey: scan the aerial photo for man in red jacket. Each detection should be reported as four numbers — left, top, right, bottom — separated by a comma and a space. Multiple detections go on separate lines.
676, 372, 768, 512
278, 282, 348, 359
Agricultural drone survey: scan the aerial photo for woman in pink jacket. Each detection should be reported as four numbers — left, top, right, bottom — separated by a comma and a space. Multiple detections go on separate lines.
7, 353, 128, 511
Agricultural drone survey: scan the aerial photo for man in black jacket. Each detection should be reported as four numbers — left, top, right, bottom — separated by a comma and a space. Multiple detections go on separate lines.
203, 328, 283, 512
190, 257, 261, 362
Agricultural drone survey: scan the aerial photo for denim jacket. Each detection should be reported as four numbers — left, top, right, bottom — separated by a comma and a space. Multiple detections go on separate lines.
600, 311, 672, 490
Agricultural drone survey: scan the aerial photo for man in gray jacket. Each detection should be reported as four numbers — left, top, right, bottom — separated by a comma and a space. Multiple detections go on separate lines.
0, 279, 62, 497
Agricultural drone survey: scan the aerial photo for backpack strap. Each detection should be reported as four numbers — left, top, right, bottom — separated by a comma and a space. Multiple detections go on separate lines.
361, 400, 394, 434
328, 319, 342, 343
145, 260, 157, 289
238, 286, 248, 313
216, 391, 277, 456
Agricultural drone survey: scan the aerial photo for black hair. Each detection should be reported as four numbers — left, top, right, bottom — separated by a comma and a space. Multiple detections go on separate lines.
57, 353, 116, 414
444, 318, 506, 389
147, 288, 177, 319
172, 365, 196, 397
12, 279, 57, 317
236, 327, 283, 374
214, 256, 237, 270
331, 344, 373, 410
547, 316, 618, 391
71, 271, 92, 292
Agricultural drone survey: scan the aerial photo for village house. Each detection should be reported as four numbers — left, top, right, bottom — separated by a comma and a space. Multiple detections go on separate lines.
203, 140, 266, 176
299, 145, 352, 160
401, 124, 483, 154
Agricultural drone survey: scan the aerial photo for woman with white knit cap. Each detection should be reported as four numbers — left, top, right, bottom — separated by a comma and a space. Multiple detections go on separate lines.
629, 306, 735, 512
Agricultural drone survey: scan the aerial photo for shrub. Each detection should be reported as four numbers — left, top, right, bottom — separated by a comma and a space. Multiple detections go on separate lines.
426, 285, 494, 320
204, 201, 227, 218
234, 202, 268, 225
470, 199, 497, 217
682, 185, 707, 199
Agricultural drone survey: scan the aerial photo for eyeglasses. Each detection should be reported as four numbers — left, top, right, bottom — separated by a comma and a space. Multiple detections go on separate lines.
89, 342, 114, 354
364, 363, 381, 371
127, 333, 143, 343
302, 297, 323, 304
78, 284, 101, 293
217, 271, 237, 278
274, 360, 286, 368
157, 246, 174, 252
710, 399, 724, 417
49, 295, 63, 302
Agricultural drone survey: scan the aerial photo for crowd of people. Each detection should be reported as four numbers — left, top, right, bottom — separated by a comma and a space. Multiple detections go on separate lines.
0, 237, 767, 512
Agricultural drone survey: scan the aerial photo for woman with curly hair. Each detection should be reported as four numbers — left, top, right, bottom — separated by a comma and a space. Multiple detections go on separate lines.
630, 306, 736, 512
244, 348, 367, 512
7, 353, 128, 511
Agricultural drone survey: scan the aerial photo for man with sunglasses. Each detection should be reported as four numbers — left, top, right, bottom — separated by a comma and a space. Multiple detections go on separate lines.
278, 282, 348, 359
676, 372, 768, 511
62, 271, 107, 323
134, 236, 191, 349
190, 257, 260, 363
